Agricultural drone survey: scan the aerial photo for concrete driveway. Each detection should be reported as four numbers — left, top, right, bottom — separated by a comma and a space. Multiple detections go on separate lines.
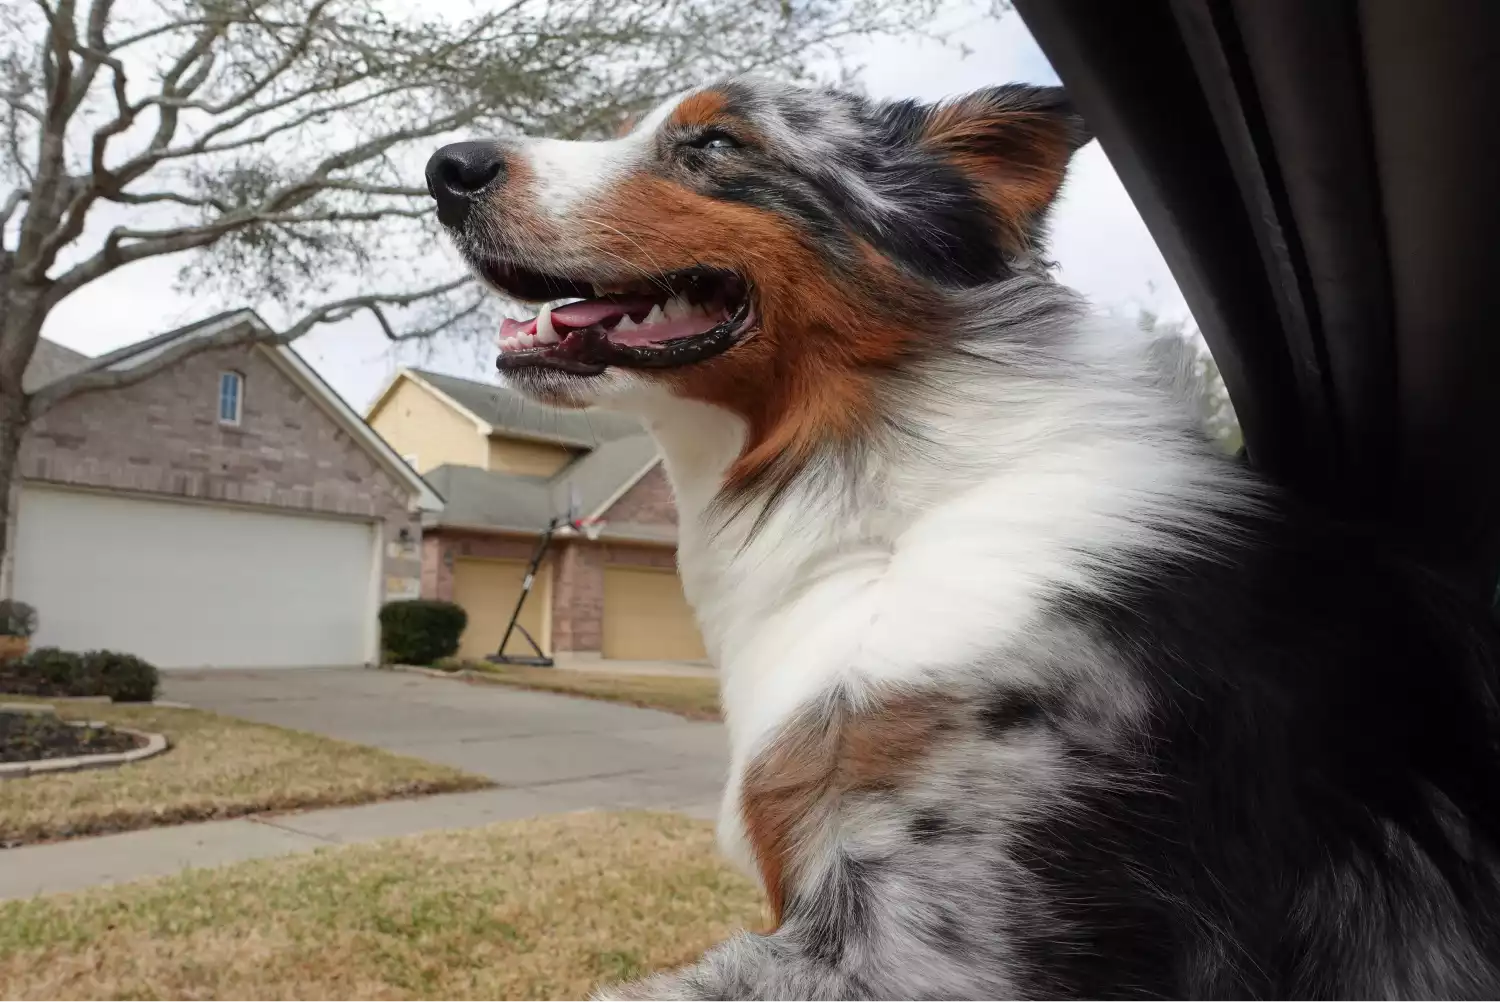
161, 667, 729, 816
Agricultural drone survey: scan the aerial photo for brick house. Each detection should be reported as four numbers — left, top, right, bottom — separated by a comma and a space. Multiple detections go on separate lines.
365, 368, 704, 663
9, 310, 442, 669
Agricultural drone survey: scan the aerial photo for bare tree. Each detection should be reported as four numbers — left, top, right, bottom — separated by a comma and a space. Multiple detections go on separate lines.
0, 0, 940, 565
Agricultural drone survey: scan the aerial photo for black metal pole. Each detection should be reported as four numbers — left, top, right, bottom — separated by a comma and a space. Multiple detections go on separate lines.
492, 516, 559, 665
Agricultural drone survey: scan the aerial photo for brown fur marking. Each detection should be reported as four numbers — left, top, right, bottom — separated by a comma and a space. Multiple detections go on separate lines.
924, 98, 1076, 254
669, 90, 730, 129
740, 691, 957, 925
586, 176, 945, 499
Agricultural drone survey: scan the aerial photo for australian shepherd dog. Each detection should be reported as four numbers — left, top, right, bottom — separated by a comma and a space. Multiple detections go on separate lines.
426, 78, 1500, 999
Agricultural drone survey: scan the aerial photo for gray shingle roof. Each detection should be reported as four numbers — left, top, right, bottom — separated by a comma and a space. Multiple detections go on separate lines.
412, 368, 643, 448
424, 431, 667, 541
406, 369, 673, 543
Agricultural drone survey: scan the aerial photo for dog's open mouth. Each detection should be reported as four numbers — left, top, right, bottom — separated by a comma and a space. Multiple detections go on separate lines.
484, 262, 755, 375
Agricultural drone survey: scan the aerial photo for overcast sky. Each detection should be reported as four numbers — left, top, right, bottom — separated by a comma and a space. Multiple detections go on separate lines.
40, 2, 1192, 412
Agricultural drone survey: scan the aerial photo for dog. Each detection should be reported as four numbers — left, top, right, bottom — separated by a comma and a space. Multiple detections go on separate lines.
425, 77, 1500, 999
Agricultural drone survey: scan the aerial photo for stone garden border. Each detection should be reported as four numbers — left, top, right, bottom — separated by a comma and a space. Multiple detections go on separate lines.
0, 703, 170, 779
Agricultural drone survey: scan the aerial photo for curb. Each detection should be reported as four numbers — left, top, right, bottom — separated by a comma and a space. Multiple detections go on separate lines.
375, 663, 482, 681
0, 722, 170, 779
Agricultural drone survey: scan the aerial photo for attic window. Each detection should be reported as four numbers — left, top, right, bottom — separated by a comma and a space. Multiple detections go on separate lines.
218, 371, 243, 425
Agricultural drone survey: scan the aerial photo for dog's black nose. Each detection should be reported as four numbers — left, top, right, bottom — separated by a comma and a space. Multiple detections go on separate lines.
425, 141, 506, 228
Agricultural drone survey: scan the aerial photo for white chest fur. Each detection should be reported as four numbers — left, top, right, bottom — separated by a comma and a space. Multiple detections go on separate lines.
625, 363, 1227, 885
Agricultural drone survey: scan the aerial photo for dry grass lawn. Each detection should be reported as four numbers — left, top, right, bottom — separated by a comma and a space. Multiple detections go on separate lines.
0, 810, 765, 1001
0, 701, 488, 846
470, 664, 722, 721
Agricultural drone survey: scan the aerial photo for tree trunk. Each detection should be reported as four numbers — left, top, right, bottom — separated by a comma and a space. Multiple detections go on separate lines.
0, 279, 45, 599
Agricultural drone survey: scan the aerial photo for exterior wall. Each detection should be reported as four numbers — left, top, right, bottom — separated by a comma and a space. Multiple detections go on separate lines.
21, 343, 422, 599
551, 540, 604, 654
603, 541, 677, 570
602, 464, 677, 525
425, 527, 685, 657
487, 435, 574, 476
421, 529, 538, 602
549, 539, 677, 655
367, 377, 487, 473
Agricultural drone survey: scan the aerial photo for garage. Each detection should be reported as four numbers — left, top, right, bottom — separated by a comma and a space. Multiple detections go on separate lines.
602, 565, 706, 661
13, 486, 378, 669
453, 557, 550, 660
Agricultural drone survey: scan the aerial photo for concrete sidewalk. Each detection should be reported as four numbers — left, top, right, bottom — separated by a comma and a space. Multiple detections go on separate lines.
0, 667, 729, 901
0, 779, 720, 901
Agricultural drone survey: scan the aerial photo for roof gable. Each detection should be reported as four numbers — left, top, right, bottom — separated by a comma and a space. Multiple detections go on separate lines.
33, 310, 442, 511
23, 339, 91, 393
369, 368, 644, 449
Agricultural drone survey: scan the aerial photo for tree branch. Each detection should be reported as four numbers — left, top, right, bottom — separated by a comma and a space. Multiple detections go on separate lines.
59, 0, 113, 120
15, 0, 76, 264
0, 188, 26, 231
280, 275, 476, 341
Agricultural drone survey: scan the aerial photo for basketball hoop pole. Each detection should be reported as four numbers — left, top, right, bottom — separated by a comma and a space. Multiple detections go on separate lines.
486, 513, 608, 668
488, 515, 562, 668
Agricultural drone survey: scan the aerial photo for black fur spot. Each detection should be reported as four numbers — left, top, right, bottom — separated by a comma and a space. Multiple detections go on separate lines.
794, 853, 875, 967
908, 809, 952, 842
979, 689, 1049, 736
919, 904, 967, 955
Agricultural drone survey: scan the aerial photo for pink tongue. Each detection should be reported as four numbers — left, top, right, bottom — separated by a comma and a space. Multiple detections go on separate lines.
497, 295, 725, 347
551, 297, 656, 327
499, 296, 659, 341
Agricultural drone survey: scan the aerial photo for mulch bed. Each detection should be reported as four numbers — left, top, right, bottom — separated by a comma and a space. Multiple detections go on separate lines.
0, 710, 145, 764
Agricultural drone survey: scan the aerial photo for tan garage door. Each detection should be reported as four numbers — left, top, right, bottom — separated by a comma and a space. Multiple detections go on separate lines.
453, 558, 550, 660
602, 566, 707, 661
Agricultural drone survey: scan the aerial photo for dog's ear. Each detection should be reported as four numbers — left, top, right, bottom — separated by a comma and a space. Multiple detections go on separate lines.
920, 85, 1091, 255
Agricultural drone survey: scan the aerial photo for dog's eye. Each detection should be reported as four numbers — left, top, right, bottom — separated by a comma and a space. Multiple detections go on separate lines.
685, 131, 740, 152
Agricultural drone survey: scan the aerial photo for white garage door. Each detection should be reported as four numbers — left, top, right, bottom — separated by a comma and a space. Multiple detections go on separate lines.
14, 486, 377, 669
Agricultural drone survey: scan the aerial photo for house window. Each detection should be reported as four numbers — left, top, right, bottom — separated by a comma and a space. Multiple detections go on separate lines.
218, 371, 243, 425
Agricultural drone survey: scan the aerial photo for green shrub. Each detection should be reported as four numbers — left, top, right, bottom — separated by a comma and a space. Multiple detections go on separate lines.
0, 647, 158, 701
380, 600, 467, 666
80, 650, 159, 703
0, 600, 37, 638
17, 647, 83, 690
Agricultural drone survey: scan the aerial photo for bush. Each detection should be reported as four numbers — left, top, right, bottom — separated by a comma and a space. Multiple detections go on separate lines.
430, 656, 468, 673
380, 599, 467, 666
0, 647, 159, 702
18, 647, 82, 690
0, 600, 37, 638
80, 651, 159, 703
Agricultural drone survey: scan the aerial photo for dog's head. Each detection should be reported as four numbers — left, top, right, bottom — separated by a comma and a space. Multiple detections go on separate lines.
426, 77, 1088, 492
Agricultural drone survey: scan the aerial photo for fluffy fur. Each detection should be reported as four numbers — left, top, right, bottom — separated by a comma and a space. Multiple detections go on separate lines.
432, 77, 1500, 998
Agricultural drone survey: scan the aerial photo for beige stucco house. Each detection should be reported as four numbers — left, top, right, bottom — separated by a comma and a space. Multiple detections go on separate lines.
10, 310, 442, 669
366, 368, 705, 664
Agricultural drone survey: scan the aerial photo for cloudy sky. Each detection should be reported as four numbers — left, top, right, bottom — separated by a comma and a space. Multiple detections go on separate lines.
40, 2, 1193, 412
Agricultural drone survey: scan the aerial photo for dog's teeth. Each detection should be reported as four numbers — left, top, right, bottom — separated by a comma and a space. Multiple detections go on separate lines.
615, 315, 638, 332
518, 332, 535, 348
536, 303, 556, 343
643, 304, 666, 326
534, 323, 559, 345
663, 296, 691, 321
